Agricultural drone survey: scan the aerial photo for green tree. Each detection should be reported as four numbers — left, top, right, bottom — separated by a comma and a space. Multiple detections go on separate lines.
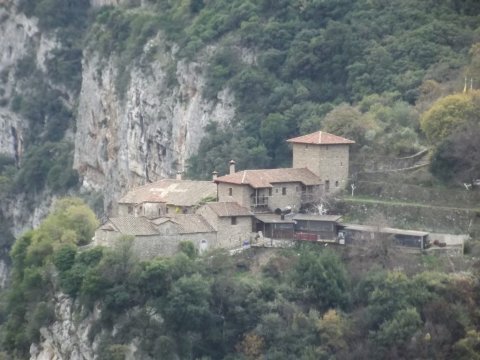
420, 91, 480, 144
430, 123, 480, 183
371, 307, 422, 350
316, 309, 348, 355
54, 245, 81, 288
452, 330, 480, 360
322, 103, 377, 148
164, 273, 212, 332
293, 248, 349, 310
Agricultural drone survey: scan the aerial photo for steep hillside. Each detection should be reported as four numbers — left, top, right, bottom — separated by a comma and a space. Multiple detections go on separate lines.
1, 198, 480, 359
0, 0, 478, 223
0, 1, 480, 357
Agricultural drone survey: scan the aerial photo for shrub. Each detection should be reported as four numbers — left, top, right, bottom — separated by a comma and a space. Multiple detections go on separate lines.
53, 244, 77, 273
178, 241, 197, 259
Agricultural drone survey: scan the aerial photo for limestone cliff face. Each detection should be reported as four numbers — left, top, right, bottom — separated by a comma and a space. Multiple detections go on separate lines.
30, 294, 100, 360
0, 3, 63, 238
30, 293, 156, 360
0, 1, 60, 162
0, 3, 51, 163
74, 41, 235, 213
0, 2, 235, 222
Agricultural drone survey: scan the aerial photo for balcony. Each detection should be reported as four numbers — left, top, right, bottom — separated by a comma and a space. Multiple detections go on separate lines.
250, 195, 269, 212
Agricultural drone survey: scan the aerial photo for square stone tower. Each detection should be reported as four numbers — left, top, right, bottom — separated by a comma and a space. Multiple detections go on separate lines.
287, 131, 355, 193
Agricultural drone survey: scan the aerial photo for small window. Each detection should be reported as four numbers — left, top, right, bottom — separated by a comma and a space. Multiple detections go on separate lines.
340, 162, 343, 166
231, 216, 237, 225
128, 205, 133, 214
228, 187, 233, 196
296, 186, 299, 192
305, 144, 308, 149
158, 208, 162, 216
325, 180, 330, 192
275, 188, 279, 193
335, 181, 339, 187
282, 187, 287, 195
268, 188, 272, 196
166, 207, 169, 214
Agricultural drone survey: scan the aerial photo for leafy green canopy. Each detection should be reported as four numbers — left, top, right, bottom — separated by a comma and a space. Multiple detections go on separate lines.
1, 198, 98, 357
421, 91, 480, 144
140, 0, 478, 177
2, 205, 480, 359
421, 91, 480, 183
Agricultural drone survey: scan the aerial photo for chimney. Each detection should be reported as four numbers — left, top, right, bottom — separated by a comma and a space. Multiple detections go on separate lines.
229, 160, 236, 174
212, 170, 218, 180
176, 171, 182, 180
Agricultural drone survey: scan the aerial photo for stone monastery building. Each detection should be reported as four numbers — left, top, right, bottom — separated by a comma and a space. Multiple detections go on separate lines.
94, 130, 355, 258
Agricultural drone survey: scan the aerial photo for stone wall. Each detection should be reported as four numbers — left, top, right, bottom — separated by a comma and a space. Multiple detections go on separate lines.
292, 143, 350, 191
94, 229, 216, 259
217, 183, 251, 207
196, 205, 253, 248
166, 204, 194, 215
268, 182, 302, 211
216, 216, 252, 248
118, 202, 166, 218
218, 182, 309, 212
336, 200, 479, 236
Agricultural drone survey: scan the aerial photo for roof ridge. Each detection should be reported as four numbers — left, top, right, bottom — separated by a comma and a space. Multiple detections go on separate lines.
197, 214, 215, 232
242, 170, 247, 184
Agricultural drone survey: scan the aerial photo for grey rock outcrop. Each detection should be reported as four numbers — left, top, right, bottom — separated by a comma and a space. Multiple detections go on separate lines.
30, 294, 100, 360
0, 4, 62, 237
74, 38, 235, 213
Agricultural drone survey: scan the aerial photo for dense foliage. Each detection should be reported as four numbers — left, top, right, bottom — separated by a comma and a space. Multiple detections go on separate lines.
424, 91, 480, 184
9, 0, 480, 186
1, 200, 480, 359
2, 0, 91, 199
0, 198, 98, 358
155, 0, 480, 177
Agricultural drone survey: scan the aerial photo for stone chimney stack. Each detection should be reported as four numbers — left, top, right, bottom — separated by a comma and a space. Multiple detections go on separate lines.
176, 171, 182, 180
229, 160, 236, 174
212, 170, 218, 180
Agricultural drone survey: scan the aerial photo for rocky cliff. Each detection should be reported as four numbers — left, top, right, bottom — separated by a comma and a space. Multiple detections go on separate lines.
0, 1, 235, 227
29, 293, 160, 360
0, 3, 59, 288
29, 294, 100, 360
0, 1, 235, 294
0, 4, 45, 165
74, 44, 234, 213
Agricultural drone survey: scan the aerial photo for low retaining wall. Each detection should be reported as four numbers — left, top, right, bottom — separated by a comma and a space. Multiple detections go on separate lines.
336, 200, 479, 236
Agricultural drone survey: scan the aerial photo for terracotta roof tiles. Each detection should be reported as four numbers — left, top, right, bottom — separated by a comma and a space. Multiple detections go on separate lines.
287, 131, 355, 145
214, 168, 320, 188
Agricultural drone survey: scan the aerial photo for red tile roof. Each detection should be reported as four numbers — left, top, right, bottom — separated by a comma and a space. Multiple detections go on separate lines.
215, 168, 320, 188
287, 131, 355, 145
